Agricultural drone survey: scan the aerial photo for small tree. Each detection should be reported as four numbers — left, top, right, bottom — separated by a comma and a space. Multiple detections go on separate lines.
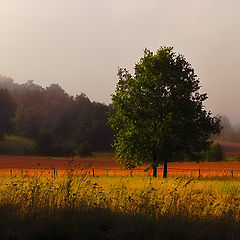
201, 142, 225, 162
109, 47, 221, 177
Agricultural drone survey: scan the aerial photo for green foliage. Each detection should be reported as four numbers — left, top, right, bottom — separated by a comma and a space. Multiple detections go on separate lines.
0, 88, 17, 140
109, 47, 221, 176
36, 129, 55, 156
201, 142, 225, 162
0, 77, 113, 156
74, 142, 92, 157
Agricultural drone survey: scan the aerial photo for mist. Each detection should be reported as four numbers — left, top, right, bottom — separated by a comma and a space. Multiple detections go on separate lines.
0, 0, 239, 124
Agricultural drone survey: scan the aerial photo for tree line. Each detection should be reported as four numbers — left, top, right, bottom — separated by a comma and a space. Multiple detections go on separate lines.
0, 76, 113, 156
215, 115, 240, 143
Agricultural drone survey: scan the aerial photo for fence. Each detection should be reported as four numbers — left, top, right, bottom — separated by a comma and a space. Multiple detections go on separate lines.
86, 167, 239, 178
2, 166, 240, 178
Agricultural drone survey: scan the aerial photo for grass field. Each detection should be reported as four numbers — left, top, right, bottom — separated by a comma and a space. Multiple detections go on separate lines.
0, 136, 36, 155
1, 173, 240, 239
0, 141, 240, 239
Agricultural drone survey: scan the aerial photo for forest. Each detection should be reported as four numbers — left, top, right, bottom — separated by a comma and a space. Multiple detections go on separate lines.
0, 75, 113, 156
0, 74, 239, 158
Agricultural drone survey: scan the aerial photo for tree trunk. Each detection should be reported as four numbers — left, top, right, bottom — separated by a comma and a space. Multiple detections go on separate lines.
163, 160, 168, 178
153, 165, 157, 177
152, 154, 158, 178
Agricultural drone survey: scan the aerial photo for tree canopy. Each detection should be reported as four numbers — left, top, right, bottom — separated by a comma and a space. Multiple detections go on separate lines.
109, 47, 221, 177
0, 88, 17, 140
0, 76, 113, 156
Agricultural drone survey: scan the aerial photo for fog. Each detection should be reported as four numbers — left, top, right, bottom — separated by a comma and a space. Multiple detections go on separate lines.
0, 0, 239, 124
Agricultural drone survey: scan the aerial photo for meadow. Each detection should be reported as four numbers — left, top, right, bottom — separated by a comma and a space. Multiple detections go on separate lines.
0, 141, 240, 239
1, 171, 240, 240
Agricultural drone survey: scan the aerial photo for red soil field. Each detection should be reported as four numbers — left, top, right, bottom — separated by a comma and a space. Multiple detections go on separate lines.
0, 154, 240, 178
0, 141, 239, 177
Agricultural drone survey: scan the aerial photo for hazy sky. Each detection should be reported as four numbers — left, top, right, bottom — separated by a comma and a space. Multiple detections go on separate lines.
0, 0, 239, 124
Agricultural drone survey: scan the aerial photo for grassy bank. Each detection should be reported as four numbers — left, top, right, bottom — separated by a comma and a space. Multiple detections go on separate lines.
0, 136, 36, 155
0, 174, 240, 239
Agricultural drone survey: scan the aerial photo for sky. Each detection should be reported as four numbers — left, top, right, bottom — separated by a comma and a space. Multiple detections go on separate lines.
0, 0, 239, 124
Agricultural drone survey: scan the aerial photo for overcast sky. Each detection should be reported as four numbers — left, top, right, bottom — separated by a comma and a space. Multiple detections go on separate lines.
0, 0, 239, 124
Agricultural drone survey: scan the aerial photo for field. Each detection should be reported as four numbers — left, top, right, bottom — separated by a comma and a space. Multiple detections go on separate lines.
0, 140, 240, 178
0, 136, 36, 155
0, 141, 240, 239
1, 174, 240, 239
1, 155, 240, 178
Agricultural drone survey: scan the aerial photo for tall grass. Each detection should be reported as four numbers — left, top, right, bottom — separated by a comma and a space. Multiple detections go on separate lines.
1, 174, 240, 239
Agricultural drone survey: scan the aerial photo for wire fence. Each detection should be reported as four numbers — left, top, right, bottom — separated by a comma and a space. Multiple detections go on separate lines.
2, 166, 240, 178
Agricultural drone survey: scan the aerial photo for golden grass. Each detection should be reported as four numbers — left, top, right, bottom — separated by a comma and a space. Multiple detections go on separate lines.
1, 173, 240, 239
0, 173, 240, 222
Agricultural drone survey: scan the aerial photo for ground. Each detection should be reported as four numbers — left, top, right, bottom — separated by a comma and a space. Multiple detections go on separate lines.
0, 140, 239, 177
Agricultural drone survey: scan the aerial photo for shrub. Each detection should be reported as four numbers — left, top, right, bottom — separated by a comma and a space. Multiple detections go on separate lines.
74, 141, 92, 157
201, 142, 225, 162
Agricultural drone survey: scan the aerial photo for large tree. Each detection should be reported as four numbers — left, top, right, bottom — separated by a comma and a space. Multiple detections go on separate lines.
0, 88, 17, 140
109, 47, 221, 177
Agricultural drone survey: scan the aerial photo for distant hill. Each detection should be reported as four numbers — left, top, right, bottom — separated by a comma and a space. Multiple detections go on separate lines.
233, 123, 240, 131
218, 141, 240, 156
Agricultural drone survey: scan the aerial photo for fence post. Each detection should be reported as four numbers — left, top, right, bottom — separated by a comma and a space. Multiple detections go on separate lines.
106, 165, 108, 176
130, 169, 133, 177
92, 168, 95, 177
231, 170, 234, 178
198, 168, 201, 179
10, 168, 12, 177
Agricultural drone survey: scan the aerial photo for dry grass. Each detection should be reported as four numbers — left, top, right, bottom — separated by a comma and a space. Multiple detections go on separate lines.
1, 172, 240, 239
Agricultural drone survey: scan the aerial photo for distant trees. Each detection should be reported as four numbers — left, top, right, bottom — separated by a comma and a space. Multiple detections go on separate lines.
201, 142, 224, 162
109, 47, 221, 177
0, 89, 17, 140
214, 116, 240, 143
0, 77, 113, 156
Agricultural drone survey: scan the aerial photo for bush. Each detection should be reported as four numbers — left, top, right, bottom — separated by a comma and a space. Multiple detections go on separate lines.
74, 141, 92, 157
201, 142, 225, 162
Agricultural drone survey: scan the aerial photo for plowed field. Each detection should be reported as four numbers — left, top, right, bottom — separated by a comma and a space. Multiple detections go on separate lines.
0, 141, 238, 177
0, 155, 240, 178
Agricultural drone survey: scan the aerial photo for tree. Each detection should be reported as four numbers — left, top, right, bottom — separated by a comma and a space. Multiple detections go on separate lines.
0, 88, 17, 140
109, 47, 221, 177
201, 142, 224, 162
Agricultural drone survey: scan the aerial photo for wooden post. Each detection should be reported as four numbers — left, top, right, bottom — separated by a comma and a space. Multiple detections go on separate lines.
10, 168, 12, 177
198, 168, 201, 179
106, 165, 108, 176
92, 168, 95, 177
130, 169, 133, 177
231, 170, 234, 178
